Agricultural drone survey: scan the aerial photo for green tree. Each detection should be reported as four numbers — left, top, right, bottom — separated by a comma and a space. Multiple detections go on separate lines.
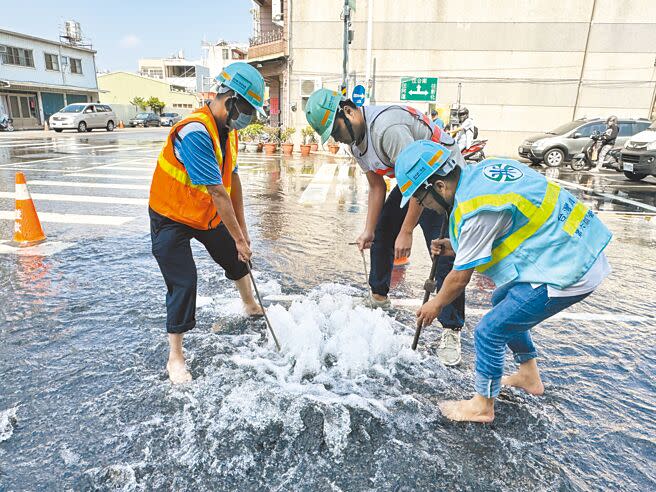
146, 96, 166, 115
129, 96, 147, 111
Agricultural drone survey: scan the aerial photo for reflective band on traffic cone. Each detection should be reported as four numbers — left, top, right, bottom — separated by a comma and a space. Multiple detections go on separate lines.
13, 172, 46, 246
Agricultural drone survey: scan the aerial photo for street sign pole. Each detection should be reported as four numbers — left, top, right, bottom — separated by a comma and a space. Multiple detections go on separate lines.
341, 0, 351, 96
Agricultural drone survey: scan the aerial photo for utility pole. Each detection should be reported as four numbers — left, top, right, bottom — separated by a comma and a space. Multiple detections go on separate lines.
341, 0, 353, 96
364, 0, 373, 102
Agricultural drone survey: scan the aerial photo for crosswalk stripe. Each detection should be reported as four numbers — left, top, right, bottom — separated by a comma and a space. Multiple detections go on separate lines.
299, 164, 338, 204
25, 180, 149, 190
66, 173, 152, 180
0, 191, 147, 205
0, 211, 135, 225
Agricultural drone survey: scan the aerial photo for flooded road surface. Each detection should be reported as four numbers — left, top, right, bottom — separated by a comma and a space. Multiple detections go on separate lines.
1, 130, 655, 490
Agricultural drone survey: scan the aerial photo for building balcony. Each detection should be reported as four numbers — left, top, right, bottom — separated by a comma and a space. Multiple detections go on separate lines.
247, 29, 286, 62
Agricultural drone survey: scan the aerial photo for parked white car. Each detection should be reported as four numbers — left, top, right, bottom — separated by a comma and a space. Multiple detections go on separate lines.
49, 103, 117, 133
160, 112, 182, 126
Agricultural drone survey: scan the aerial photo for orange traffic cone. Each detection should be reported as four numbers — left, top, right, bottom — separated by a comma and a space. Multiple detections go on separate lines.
393, 256, 410, 268
118, 120, 125, 129
13, 172, 46, 246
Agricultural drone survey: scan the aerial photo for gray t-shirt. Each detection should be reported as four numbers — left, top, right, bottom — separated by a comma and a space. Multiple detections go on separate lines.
353, 106, 462, 174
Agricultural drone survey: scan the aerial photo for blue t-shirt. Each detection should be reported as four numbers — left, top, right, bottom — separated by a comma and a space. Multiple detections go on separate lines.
173, 121, 238, 186
432, 116, 445, 129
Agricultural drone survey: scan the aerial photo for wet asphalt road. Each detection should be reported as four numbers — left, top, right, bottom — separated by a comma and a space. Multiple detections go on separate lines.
0, 128, 655, 490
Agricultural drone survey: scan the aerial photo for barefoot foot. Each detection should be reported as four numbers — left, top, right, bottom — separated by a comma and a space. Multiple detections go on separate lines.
244, 302, 264, 317
501, 372, 544, 396
439, 396, 495, 423
166, 358, 192, 384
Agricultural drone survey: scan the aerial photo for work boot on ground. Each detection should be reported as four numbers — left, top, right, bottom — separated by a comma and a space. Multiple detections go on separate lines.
436, 329, 462, 366
360, 294, 392, 310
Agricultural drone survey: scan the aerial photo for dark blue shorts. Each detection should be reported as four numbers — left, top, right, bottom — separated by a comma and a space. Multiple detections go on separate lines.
149, 207, 248, 334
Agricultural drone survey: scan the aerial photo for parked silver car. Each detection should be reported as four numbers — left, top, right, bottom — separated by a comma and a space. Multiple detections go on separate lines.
160, 112, 182, 126
518, 118, 651, 167
49, 103, 117, 133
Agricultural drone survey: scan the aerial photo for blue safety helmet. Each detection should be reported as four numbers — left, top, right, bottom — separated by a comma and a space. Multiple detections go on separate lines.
396, 140, 457, 208
215, 62, 266, 116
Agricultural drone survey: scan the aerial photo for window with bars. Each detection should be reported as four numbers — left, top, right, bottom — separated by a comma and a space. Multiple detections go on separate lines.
1, 46, 35, 67
44, 53, 60, 71
70, 57, 82, 74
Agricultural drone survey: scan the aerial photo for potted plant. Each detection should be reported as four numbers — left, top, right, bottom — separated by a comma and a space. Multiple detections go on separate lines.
310, 132, 319, 152
300, 125, 314, 157
327, 136, 340, 154
240, 123, 262, 153
262, 126, 279, 155
280, 127, 295, 156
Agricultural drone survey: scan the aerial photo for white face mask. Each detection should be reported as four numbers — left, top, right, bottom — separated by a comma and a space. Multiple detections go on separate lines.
227, 96, 254, 130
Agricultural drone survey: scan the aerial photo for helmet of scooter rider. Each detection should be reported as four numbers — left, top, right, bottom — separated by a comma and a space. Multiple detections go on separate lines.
457, 107, 469, 117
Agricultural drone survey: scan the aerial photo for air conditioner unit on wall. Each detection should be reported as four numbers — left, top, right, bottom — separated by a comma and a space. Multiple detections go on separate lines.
300, 78, 321, 99
0, 46, 7, 53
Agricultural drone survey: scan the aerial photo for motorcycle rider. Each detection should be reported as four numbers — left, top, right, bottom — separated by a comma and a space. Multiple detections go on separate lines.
591, 115, 619, 172
454, 107, 475, 151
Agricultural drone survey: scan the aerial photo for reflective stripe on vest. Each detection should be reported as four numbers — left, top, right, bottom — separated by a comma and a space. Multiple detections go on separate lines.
453, 181, 561, 272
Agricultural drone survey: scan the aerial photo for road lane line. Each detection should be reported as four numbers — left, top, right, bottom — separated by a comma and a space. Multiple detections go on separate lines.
24, 180, 149, 190
550, 177, 656, 213
66, 173, 151, 180
299, 163, 338, 204
0, 191, 147, 205
0, 211, 135, 225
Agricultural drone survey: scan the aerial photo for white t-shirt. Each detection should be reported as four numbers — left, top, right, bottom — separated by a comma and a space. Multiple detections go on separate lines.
453, 210, 610, 297
457, 117, 475, 150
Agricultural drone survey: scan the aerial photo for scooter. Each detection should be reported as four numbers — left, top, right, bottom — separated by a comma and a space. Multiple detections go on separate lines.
0, 114, 14, 132
462, 139, 487, 162
570, 131, 619, 171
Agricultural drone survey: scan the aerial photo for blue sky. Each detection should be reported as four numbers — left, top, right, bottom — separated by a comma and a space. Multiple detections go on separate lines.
1, 0, 253, 71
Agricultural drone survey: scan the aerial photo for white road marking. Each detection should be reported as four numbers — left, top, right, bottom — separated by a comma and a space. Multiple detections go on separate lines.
0, 240, 74, 256
0, 211, 135, 225
551, 177, 656, 213
261, 294, 652, 323
0, 191, 147, 205
66, 173, 152, 180
299, 164, 338, 204
24, 180, 149, 190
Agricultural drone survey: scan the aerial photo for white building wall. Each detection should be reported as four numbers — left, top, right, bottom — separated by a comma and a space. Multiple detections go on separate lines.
0, 30, 98, 89
287, 0, 656, 157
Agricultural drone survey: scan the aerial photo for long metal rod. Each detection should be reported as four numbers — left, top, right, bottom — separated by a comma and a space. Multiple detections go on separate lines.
348, 242, 374, 308
412, 212, 449, 350
572, 0, 597, 120
246, 262, 281, 352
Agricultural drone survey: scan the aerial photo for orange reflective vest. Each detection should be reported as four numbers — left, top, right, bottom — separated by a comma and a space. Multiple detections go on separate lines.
149, 104, 238, 230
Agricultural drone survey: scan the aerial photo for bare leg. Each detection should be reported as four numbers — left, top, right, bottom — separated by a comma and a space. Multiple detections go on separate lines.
167, 333, 192, 384
439, 394, 495, 423
502, 358, 544, 395
235, 275, 264, 316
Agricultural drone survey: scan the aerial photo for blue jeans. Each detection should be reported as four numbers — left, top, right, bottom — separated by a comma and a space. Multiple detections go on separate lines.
369, 185, 465, 329
474, 283, 591, 398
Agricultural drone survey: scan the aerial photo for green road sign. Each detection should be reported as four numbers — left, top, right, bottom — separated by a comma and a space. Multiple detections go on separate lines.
400, 77, 438, 102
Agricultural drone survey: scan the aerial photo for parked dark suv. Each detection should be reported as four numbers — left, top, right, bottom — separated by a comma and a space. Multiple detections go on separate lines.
518, 118, 651, 167
129, 112, 161, 127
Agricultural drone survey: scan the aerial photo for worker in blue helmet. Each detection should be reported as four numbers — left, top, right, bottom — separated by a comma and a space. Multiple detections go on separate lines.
149, 61, 267, 384
395, 140, 612, 423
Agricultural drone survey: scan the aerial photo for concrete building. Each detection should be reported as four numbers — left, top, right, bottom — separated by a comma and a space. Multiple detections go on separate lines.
97, 71, 199, 122
248, 0, 656, 155
201, 40, 248, 80
0, 27, 99, 129
138, 53, 210, 93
